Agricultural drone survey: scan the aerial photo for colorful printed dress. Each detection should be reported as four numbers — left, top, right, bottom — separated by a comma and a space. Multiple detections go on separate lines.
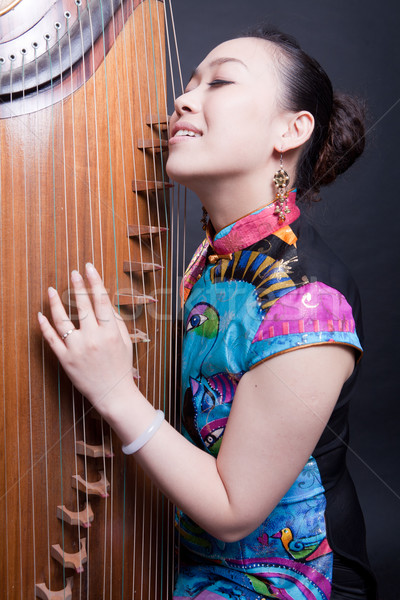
174, 192, 376, 600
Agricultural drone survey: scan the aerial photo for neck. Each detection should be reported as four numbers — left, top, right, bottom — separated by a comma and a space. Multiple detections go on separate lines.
191, 170, 277, 233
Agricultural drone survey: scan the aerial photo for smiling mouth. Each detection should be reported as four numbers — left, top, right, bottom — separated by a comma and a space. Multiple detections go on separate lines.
173, 129, 202, 138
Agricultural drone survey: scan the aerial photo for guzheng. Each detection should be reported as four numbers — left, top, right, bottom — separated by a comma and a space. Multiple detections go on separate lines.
0, 0, 176, 597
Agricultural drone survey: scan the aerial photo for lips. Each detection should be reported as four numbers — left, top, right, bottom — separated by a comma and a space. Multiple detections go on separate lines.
169, 121, 203, 143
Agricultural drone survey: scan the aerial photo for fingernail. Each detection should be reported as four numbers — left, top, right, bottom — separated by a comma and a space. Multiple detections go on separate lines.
48, 287, 57, 298
38, 311, 45, 324
71, 270, 82, 282
86, 262, 96, 274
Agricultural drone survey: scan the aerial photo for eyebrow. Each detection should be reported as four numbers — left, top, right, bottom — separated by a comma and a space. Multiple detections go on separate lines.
189, 57, 248, 81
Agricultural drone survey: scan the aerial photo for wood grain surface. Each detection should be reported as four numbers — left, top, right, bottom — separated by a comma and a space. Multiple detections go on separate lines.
0, 1, 173, 597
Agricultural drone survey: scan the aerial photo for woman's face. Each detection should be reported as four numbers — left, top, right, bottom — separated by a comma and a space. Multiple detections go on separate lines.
166, 37, 287, 188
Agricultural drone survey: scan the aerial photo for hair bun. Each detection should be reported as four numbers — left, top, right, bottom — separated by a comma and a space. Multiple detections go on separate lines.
314, 92, 366, 189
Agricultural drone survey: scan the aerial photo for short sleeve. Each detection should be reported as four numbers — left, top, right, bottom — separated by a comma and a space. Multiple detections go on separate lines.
247, 281, 363, 369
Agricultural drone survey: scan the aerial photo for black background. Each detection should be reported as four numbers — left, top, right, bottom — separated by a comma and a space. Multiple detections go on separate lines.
167, 1, 400, 598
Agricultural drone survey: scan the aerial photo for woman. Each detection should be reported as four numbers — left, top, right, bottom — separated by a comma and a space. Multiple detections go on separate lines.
38, 26, 377, 600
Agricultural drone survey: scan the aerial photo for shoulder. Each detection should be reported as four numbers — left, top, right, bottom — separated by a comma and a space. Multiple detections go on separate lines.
292, 215, 362, 312
222, 215, 364, 369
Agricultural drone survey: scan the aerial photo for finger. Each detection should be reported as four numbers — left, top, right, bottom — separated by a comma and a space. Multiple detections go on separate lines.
113, 308, 134, 347
70, 270, 97, 329
85, 263, 116, 326
38, 311, 68, 361
47, 286, 76, 337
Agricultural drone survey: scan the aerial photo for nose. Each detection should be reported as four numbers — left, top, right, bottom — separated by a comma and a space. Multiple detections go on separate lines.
173, 89, 200, 115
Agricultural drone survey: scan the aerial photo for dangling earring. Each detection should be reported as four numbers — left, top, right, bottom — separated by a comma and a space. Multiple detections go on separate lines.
273, 152, 291, 224
201, 206, 208, 231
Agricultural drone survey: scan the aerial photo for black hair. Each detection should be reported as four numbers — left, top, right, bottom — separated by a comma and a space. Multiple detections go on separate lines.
242, 25, 366, 202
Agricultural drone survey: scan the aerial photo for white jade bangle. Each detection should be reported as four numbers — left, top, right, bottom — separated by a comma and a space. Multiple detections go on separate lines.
121, 410, 165, 455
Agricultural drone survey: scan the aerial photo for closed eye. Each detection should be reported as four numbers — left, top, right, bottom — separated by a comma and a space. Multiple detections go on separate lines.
208, 79, 234, 87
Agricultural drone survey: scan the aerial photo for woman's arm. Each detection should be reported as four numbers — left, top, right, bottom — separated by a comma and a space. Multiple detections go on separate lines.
39, 263, 355, 542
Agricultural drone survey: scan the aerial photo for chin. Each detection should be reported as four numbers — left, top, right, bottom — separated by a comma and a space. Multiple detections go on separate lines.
165, 159, 177, 182
166, 158, 196, 188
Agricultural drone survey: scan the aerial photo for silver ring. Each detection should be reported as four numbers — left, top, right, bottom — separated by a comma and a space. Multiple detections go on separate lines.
61, 328, 75, 341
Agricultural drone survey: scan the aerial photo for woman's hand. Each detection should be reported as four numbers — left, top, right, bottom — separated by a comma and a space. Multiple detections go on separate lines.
38, 263, 135, 417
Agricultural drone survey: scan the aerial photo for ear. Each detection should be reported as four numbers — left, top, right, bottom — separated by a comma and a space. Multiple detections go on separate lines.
275, 111, 315, 152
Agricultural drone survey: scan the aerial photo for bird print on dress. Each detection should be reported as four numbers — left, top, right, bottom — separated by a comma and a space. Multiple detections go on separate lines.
272, 527, 332, 562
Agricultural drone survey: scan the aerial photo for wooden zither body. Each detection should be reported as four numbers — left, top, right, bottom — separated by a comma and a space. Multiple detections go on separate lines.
0, 0, 173, 598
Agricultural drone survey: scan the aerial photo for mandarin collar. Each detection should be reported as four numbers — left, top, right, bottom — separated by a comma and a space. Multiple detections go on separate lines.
206, 190, 299, 255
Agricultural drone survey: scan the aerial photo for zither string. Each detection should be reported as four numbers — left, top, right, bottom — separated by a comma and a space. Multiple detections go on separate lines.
96, 0, 119, 594
75, 3, 97, 596
122, 3, 148, 597
7, 54, 24, 598
53, 19, 73, 595
139, 5, 163, 596
107, 0, 133, 594
132, 8, 155, 597
147, 1, 177, 592
32, 39, 53, 595
84, 8, 109, 588
21, 48, 39, 596
0, 59, 9, 598
65, 10, 91, 597
130, 5, 160, 597
163, 0, 186, 588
